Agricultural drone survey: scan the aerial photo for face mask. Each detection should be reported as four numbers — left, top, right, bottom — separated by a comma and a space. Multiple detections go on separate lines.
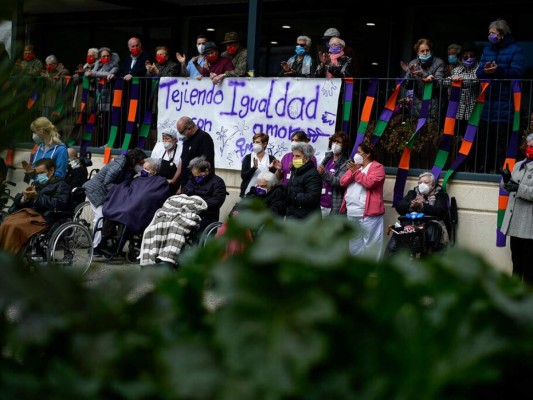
295, 46, 306, 56
134, 165, 143, 173
45, 64, 56, 72
488, 33, 499, 43
155, 55, 167, 65
32, 133, 43, 144
526, 147, 533, 159
463, 58, 476, 69
353, 154, 364, 165
226, 45, 238, 56
100, 56, 111, 64
130, 47, 142, 57
332, 143, 342, 155
35, 173, 49, 185
140, 169, 150, 177
329, 46, 342, 54
255, 186, 267, 196
448, 54, 458, 64
290, 141, 299, 150
163, 141, 174, 150
86, 56, 96, 64
197, 44, 205, 54
292, 158, 304, 169
206, 53, 219, 63
195, 175, 205, 184
418, 54, 432, 63
418, 182, 430, 195
252, 143, 263, 154
177, 134, 186, 141
23, 53, 35, 61
69, 159, 80, 169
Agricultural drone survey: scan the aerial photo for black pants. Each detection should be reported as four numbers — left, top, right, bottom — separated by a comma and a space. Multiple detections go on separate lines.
510, 236, 533, 285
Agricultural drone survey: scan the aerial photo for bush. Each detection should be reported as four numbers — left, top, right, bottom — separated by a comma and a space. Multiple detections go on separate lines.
1, 209, 533, 400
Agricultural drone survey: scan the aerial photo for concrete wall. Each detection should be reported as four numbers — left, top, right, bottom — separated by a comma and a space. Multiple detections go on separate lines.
2, 149, 512, 273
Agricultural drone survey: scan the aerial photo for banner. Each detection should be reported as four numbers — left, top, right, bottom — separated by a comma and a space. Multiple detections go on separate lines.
157, 77, 342, 170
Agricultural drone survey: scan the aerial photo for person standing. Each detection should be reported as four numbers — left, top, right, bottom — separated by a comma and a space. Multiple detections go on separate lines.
194, 41, 234, 83
340, 142, 386, 260
10, 44, 43, 77
273, 131, 317, 185
109, 37, 150, 80
150, 131, 182, 195
476, 19, 525, 173
445, 43, 462, 77
279, 35, 315, 78
315, 37, 353, 78
217, 31, 248, 81
146, 46, 180, 77
500, 133, 533, 284
239, 133, 277, 198
177, 33, 208, 78
176, 116, 215, 192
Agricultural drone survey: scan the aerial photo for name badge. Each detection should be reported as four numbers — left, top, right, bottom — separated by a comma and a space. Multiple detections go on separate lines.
286, 172, 291, 179
321, 188, 326, 194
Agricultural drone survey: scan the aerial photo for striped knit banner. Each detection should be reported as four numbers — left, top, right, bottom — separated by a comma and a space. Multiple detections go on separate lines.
51, 76, 73, 119
137, 78, 160, 149
104, 79, 124, 164
370, 78, 405, 145
80, 79, 105, 158
431, 80, 461, 179
342, 78, 355, 133
121, 77, 140, 152
77, 76, 90, 124
393, 80, 433, 206
442, 81, 490, 191
349, 79, 377, 159
496, 80, 522, 247
27, 84, 39, 110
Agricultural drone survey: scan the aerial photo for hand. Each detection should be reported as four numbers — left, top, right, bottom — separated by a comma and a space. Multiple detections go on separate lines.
484, 61, 497, 74
501, 165, 512, 183
280, 61, 290, 72
23, 186, 37, 200
346, 161, 359, 171
317, 165, 325, 174
400, 61, 409, 72
253, 158, 258, 168
176, 52, 186, 64
504, 181, 519, 193
124, 74, 133, 81
272, 159, 281, 171
107, 73, 115, 80
22, 160, 34, 174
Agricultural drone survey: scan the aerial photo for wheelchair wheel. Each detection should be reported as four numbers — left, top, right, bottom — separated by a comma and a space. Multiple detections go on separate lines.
198, 221, 223, 248
73, 201, 94, 232
47, 221, 93, 275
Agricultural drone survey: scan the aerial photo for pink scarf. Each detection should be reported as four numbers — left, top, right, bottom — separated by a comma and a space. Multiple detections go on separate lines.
326, 51, 344, 78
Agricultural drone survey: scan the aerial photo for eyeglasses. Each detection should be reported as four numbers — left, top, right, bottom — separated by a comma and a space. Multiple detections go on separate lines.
296, 44, 306, 47
178, 124, 191, 135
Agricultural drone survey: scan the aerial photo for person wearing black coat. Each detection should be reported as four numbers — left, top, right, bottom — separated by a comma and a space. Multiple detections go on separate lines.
286, 143, 322, 219
240, 133, 277, 198
183, 156, 227, 231
242, 170, 286, 217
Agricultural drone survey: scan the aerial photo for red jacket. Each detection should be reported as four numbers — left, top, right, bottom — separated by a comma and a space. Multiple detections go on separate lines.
339, 161, 385, 216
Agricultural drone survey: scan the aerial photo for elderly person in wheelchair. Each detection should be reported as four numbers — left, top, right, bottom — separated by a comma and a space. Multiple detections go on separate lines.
0, 158, 71, 253
388, 171, 450, 255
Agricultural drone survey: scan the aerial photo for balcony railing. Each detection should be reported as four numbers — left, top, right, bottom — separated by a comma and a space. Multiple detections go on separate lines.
2, 75, 531, 176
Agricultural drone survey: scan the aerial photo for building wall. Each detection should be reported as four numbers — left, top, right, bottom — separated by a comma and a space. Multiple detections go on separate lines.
2, 148, 512, 273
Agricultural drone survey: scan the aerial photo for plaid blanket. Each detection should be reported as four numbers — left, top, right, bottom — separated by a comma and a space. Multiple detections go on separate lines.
139, 194, 208, 266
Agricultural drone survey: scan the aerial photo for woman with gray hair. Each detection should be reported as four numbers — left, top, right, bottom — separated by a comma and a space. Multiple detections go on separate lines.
315, 36, 353, 78
279, 35, 315, 77
183, 156, 228, 230
242, 170, 286, 217
286, 142, 322, 219
500, 133, 533, 284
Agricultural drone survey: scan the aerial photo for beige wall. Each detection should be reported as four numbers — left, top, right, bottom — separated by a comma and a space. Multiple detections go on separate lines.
3, 149, 512, 273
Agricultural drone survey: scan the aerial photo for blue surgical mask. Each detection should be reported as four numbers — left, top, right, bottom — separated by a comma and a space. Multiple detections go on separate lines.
295, 46, 306, 56
34, 173, 49, 185
255, 186, 267, 196
463, 58, 476, 69
140, 169, 150, 177
195, 175, 205, 184
329, 46, 342, 54
488, 33, 499, 43
418, 54, 432, 63
448, 54, 458, 64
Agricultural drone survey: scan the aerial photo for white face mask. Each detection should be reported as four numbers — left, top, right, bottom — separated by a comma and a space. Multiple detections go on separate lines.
291, 141, 299, 150
197, 44, 205, 54
332, 143, 342, 155
32, 133, 43, 144
252, 143, 263, 154
353, 154, 364, 165
134, 165, 143, 173
418, 182, 430, 195
163, 141, 174, 150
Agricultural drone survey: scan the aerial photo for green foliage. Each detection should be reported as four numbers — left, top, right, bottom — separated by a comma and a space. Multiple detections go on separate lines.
1, 211, 533, 400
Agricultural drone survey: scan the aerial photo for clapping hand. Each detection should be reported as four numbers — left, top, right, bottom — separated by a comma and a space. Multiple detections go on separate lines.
501, 165, 512, 183
504, 180, 519, 193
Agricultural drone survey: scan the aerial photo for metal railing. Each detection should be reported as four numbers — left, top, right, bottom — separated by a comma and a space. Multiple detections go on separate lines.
2, 76, 532, 176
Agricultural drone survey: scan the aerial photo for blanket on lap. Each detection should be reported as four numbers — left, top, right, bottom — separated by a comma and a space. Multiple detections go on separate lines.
139, 194, 208, 266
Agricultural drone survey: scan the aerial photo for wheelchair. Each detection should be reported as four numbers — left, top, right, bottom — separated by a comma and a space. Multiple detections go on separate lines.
0, 179, 16, 223
22, 211, 94, 275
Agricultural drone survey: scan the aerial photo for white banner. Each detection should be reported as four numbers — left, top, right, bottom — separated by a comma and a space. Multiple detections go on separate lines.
157, 77, 342, 170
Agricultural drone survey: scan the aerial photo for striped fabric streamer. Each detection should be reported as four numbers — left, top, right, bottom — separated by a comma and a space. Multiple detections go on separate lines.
80, 79, 105, 158
104, 79, 124, 164
496, 80, 522, 247
431, 80, 462, 179
27, 85, 39, 110
137, 78, 160, 149
121, 77, 140, 152
442, 81, 490, 191
370, 78, 405, 145
52, 76, 73, 119
349, 79, 377, 159
393, 80, 433, 206
342, 78, 355, 134
77, 76, 90, 124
